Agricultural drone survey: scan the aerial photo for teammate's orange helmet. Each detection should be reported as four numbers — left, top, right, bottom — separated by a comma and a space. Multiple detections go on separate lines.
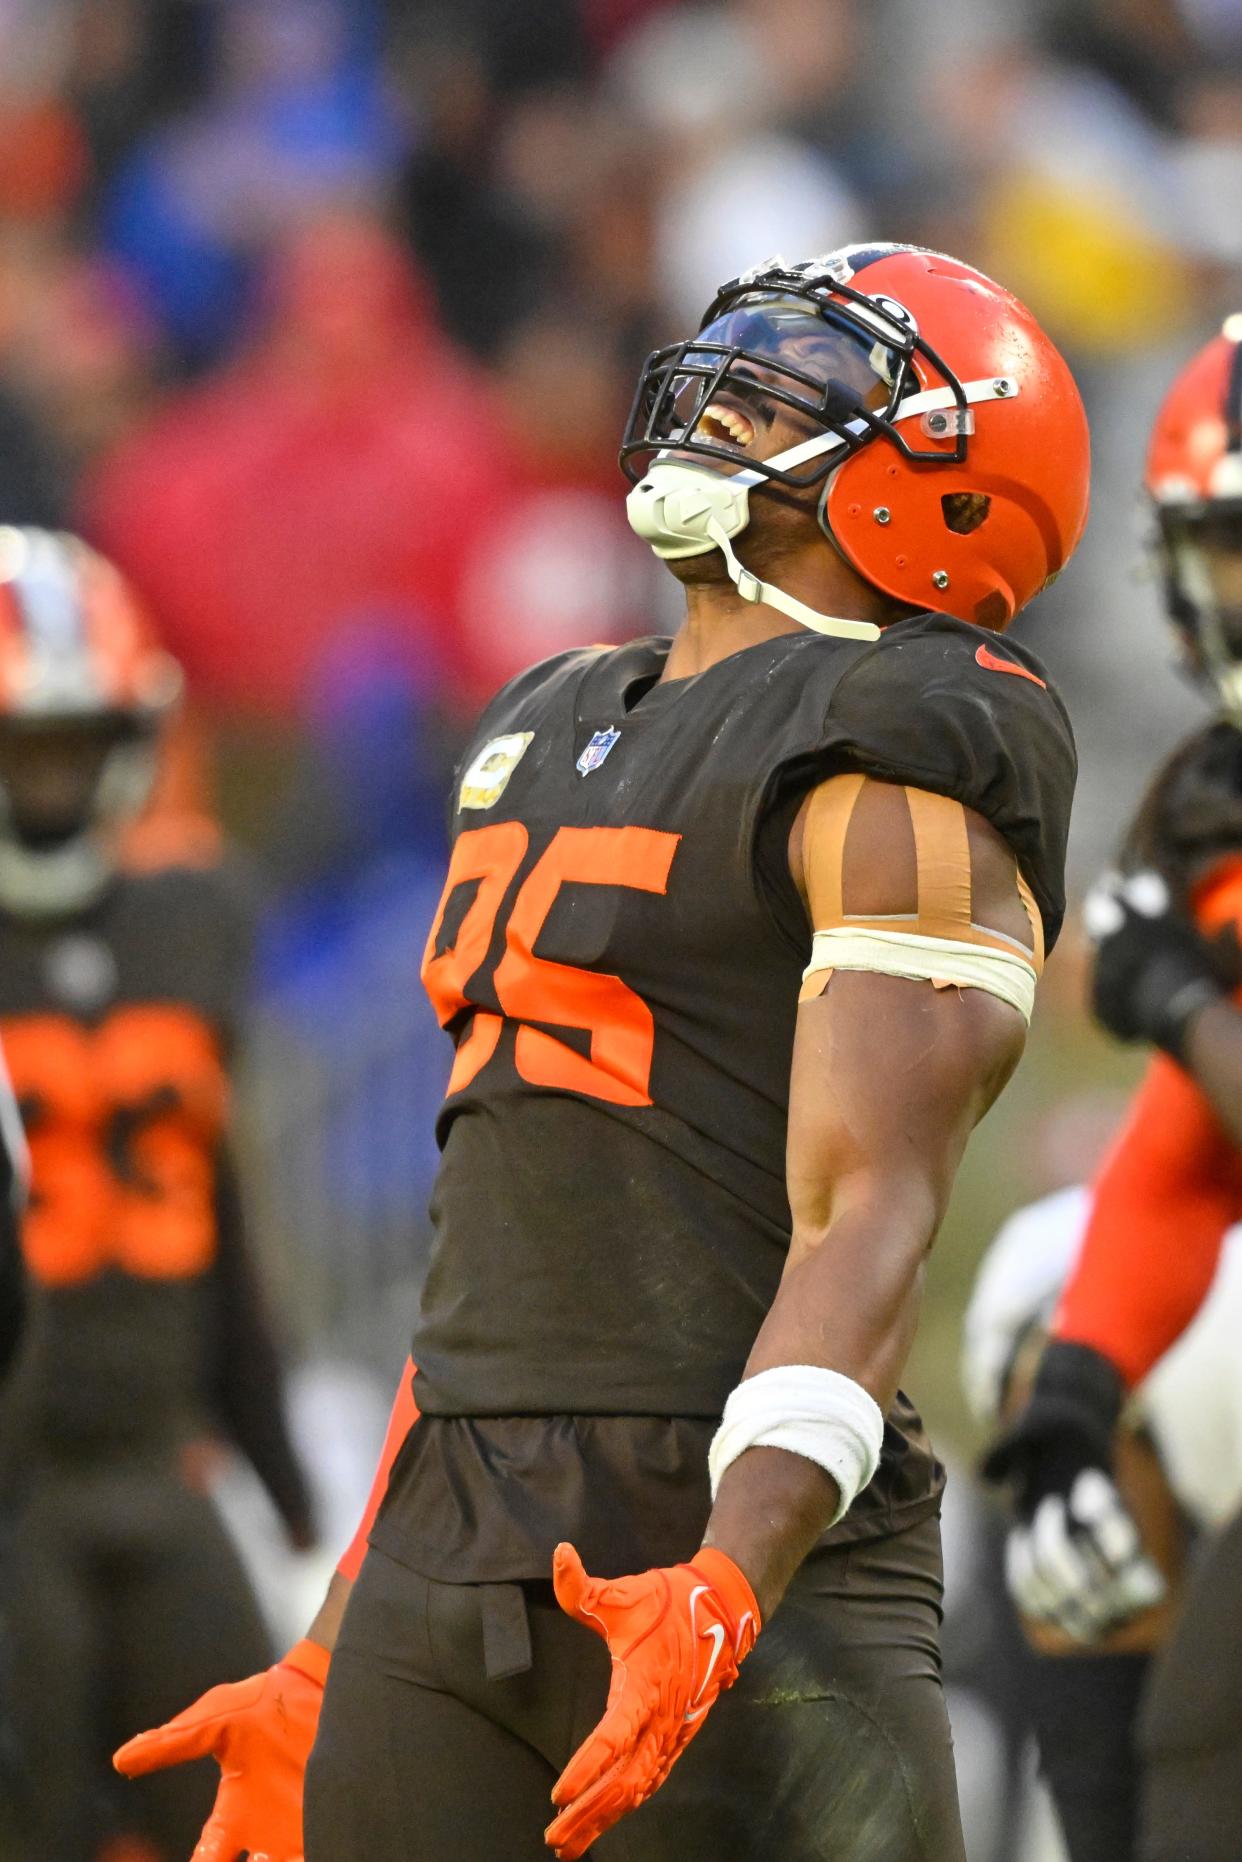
0, 526, 179, 722
0, 528, 182, 914
1145, 319, 1242, 715
623, 243, 1090, 632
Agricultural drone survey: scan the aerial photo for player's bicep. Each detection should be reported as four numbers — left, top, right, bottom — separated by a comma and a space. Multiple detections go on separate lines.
787, 973, 1023, 1255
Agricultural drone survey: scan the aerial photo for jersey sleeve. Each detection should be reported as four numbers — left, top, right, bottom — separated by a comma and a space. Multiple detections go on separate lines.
1053, 1056, 1242, 1386
207, 1145, 317, 1547
1053, 854, 1242, 1384
825, 620, 1077, 952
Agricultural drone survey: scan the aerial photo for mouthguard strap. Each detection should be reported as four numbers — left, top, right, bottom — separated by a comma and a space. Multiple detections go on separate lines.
706, 518, 881, 642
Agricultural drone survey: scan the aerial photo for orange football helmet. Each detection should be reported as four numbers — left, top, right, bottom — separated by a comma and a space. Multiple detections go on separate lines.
0, 526, 178, 721
0, 527, 182, 914
624, 243, 1090, 633
1146, 318, 1242, 715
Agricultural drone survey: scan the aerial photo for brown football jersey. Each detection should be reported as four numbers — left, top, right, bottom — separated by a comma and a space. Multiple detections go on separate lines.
375, 615, 1075, 1580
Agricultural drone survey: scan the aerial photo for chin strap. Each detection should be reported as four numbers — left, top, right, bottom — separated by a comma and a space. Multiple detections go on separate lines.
628, 462, 882, 642
0, 834, 111, 918
705, 517, 881, 641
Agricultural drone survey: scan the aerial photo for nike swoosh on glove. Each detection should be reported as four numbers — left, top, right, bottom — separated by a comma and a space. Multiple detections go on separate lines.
982, 1338, 1165, 1642
545, 1543, 760, 1861
114, 1638, 328, 1862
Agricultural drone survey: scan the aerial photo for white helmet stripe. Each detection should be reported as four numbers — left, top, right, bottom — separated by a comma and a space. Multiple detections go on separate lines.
893, 377, 1020, 421
13, 532, 86, 657
727, 375, 1023, 483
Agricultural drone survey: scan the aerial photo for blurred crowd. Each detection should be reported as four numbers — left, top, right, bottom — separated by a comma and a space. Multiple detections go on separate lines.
0, 0, 1236, 809
0, 0, 1236, 727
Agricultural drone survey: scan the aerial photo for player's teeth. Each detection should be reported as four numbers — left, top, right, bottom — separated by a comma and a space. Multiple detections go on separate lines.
700, 403, 755, 445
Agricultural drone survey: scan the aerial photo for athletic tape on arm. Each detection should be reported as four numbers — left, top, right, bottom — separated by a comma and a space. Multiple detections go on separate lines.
798, 776, 1040, 1023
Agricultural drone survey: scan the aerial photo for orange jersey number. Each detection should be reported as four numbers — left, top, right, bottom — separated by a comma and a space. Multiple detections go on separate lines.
5, 1004, 228, 1287
422, 823, 681, 1105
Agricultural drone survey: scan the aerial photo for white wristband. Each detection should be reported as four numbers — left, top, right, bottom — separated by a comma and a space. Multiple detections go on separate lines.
708, 1365, 886, 1526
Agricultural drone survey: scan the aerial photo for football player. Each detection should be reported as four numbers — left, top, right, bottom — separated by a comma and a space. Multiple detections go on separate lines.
118, 245, 1089, 1861
967, 1183, 1229, 1861
0, 529, 315, 1861
984, 321, 1242, 1862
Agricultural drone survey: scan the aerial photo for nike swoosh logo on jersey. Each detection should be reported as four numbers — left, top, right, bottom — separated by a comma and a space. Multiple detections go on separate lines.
975, 642, 1047, 689
684, 1585, 726, 1723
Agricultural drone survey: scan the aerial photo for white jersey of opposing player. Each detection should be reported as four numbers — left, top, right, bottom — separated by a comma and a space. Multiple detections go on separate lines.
963, 1186, 1242, 1529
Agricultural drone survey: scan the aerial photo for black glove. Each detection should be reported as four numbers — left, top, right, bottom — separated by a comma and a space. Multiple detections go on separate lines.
981, 1339, 1164, 1641
1086, 869, 1241, 1062
981, 1337, 1124, 1515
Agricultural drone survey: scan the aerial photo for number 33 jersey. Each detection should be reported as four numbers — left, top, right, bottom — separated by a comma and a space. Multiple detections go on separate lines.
0, 864, 249, 1459
410, 616, 1075, 1465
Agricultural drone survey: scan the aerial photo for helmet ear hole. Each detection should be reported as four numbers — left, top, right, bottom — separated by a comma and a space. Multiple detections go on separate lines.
942, 491, 991, 535
973, 590, 1011, 630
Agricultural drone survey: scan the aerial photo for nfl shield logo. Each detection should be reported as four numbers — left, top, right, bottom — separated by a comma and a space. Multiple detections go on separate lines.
576, 726, 621, 776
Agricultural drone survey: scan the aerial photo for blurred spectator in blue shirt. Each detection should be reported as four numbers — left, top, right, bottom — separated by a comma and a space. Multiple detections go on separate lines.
100, 0, 405, 366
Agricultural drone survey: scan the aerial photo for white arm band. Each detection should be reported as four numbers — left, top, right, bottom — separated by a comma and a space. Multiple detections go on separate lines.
708, 1364, 886, 1526
802, 927, 1037, 1025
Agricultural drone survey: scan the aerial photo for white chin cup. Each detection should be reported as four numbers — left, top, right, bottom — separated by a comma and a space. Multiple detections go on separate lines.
1207, 640, 1242, 725
0, 834, 110, 918
626, 458, 880, 643
625, 460, 754, 561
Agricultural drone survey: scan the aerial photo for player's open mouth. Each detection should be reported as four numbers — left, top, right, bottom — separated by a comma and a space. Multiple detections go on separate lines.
694, 401, 757, 451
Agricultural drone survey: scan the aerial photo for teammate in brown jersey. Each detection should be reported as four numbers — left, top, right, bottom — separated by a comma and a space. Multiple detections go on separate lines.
0, 529, 314, 1862
119, 245, 1090, 1861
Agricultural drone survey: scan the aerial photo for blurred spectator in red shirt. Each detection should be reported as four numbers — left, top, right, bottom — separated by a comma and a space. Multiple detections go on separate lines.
80, 210, 501, 720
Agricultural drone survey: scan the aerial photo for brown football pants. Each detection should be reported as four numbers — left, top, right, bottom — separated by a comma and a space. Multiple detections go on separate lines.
305, 1514, 965, 1862
4, 1455, 272, 1860
1139, 1500, 1242, 1862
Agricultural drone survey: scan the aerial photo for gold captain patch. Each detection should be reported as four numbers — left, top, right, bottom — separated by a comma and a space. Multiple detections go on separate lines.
458, 732, 535, 811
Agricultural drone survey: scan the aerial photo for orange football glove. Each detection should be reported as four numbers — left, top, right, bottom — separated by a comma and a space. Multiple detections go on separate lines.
545, 1543, 760, 1860
113, 1639, 329, 1862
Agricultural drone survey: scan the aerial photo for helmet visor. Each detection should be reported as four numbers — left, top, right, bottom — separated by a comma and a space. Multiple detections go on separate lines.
1161, 503, 1242, 709
625, 293, 904, 486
